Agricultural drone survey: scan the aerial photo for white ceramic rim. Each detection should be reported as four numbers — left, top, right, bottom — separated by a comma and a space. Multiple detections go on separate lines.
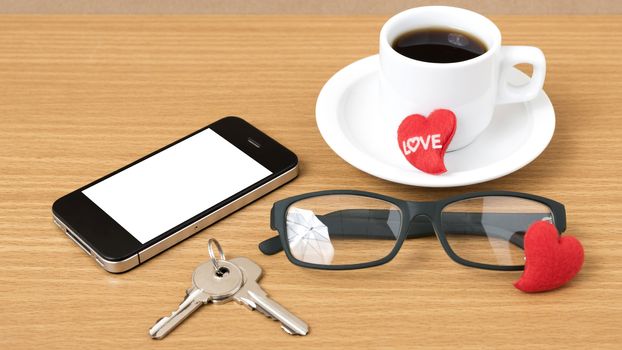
315, 55, 555, 187
379, 6, 502, 69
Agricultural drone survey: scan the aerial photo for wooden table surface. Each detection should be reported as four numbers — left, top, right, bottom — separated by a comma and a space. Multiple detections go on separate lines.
1, 15, 621, 349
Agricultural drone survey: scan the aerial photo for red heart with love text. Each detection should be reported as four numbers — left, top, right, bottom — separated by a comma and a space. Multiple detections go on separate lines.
397, 109, 456, 175
514, 221, 584, 293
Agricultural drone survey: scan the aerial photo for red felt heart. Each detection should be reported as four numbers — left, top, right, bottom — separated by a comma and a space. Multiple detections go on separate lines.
514, 221, 584, 293
397, 109, 456, 175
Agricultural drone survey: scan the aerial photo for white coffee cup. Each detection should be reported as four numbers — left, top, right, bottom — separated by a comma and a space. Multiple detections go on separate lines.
379, 6, 546, 151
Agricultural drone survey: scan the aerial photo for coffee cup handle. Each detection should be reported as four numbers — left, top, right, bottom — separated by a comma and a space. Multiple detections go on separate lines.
496, 46, 546, 105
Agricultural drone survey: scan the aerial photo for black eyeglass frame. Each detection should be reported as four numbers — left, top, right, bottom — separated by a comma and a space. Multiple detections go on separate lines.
262, 190, 566, 271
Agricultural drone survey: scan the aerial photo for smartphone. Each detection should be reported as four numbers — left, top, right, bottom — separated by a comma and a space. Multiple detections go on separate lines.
52, 116, 298, 273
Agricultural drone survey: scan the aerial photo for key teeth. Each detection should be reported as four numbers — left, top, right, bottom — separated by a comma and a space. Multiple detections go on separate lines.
255, 305, 300, 335
281, 325, 295, 335
255, 304, 278, 321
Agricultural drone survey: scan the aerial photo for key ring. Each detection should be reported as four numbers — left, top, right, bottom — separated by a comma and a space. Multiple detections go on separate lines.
207, 238, 226, 270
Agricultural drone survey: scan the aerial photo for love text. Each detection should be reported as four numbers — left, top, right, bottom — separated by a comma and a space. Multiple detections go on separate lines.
402, 134, 442, 155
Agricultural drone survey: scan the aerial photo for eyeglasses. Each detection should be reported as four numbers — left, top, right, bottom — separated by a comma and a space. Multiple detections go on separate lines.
259, 190, 565, 271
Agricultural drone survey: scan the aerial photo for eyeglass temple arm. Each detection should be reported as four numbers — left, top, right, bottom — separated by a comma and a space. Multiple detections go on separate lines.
259, 210, 548, 255
259, 235, 284, 255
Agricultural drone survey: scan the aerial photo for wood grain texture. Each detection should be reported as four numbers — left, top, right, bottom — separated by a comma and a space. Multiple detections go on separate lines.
0, 15, 621, 349
2, 0, 622, 14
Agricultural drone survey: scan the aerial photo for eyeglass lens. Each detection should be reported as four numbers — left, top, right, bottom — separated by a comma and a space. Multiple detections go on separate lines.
440, 196, 554, 267
285, 195, 402, 266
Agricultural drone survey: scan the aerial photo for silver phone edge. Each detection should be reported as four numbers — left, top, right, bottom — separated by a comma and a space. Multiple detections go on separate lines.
52, 165, 298, 273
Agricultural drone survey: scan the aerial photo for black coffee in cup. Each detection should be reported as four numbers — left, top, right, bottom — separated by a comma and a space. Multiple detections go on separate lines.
392, 28, 487, 63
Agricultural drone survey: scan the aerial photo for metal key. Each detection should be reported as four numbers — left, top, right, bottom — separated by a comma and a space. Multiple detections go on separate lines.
230, 257, 309, 336
149, 240, 243, 339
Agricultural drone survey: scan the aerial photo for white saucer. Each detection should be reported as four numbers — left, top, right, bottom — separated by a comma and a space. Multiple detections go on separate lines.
316, 55, 555, 187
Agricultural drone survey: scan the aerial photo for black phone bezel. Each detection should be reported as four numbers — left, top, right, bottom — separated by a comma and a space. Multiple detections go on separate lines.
52, 116, 298, 262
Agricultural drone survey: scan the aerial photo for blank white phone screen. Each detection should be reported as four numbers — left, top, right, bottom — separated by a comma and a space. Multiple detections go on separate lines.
83, 128, 272, 244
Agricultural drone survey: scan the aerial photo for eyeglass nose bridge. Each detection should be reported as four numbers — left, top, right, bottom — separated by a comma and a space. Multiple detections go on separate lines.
402, 201, 441, 240
405, 201, 437, 219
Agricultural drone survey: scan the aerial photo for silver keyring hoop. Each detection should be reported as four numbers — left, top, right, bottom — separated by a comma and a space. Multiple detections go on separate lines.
207, 238, 226, 270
